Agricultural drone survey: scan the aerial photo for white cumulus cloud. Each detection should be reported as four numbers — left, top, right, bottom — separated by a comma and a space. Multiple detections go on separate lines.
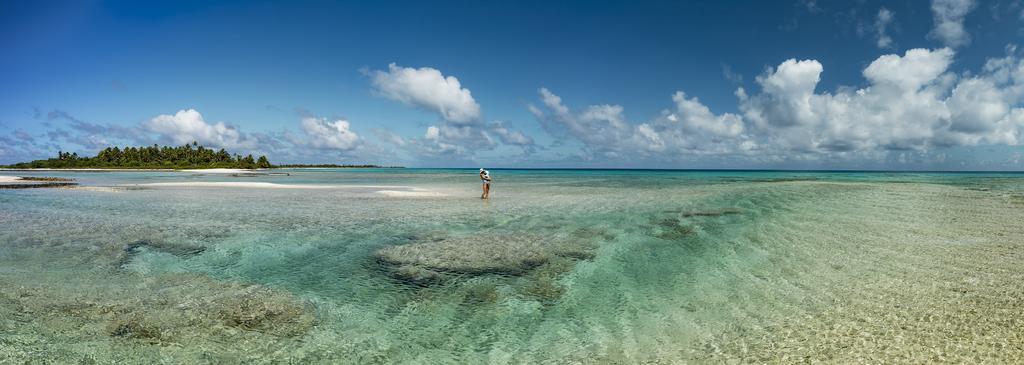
928, 0, 976, 48
863, 48, 954, 90
742, 59, 823, 129
300, 117, 361, 150
669, 91, 745, 138
146, 109, 256, 149
369, 63, 533, 156
530, 88, 636, 155
530, 47, 1024, 165
740, 48, 955, 152
370, 63, 481, 124
740, 47, 1024, 153
875, 8, 895, 49
529, 88, 748, 158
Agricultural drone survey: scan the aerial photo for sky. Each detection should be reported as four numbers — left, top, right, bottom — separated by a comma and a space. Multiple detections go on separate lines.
2, 0, 1024, 170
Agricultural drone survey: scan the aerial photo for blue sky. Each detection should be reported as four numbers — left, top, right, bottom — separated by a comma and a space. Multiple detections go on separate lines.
2, 0, 1024, 169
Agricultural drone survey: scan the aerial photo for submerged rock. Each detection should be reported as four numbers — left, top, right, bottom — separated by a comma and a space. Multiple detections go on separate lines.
549, 242, 597, 261
377, 231, 603, 306
392, 265, 445, 286
107, 313, 163, 341
213, 285, 315, 337
16, 176, 75, 182
0, 182, 78, 189
376, 235, 550, 275
0, 176, 77, 189
129, 275, 315, 339
520, 278, 564, 304
398, 230, 448, 243
0, 272, 316, 349
652, 218, 696, 240
517, 258, 575, 304
117, 239, 206, 268
648, 208, 741, 241
679, 208, 743, 218
1010, 194, 1024, 206
462, 281, 502, 305
720, 177, 818, 183
573, 226, 616, 241
126, 239, 206, 256
376, 232, 598, 280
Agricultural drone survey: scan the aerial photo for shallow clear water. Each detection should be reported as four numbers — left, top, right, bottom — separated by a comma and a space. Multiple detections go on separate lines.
1, 169, 1023, 363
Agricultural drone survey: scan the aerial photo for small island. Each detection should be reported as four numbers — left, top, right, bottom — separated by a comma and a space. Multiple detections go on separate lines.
0, 142, 397, 170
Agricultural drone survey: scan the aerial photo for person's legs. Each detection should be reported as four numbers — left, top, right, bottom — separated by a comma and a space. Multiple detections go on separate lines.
481, 182, 486, 198
483, 182, 490, 199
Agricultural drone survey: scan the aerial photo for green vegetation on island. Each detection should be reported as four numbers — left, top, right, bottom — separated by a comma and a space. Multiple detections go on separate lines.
1, 142, 401, 170
3, 142, 271, 169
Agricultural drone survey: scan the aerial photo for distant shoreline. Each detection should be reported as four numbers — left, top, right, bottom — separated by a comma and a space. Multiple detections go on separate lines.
0, 166, 401, 172
0, 168, 178, 172
2, 167, 1023, 173
0, 143, 403, 171
272, 165, 403, 169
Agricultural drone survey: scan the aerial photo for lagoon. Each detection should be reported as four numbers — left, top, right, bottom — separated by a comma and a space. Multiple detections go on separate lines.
1, 169, 1022, 363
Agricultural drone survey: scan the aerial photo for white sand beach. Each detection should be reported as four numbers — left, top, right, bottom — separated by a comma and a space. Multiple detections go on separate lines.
125, 182, 437, 193
375, 190, 447, 197
129, 182, 338, 189
70, 186, 126, 193
0, 176, 21, 183
0, 168, 176, 172
179, 168, 261, 174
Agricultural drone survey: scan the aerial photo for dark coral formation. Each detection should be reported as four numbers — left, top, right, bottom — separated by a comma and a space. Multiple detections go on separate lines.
720, 177, 819, 183
213, 285, 315, 337
679, 208, 743, 218
116, 239, 206, 268
375, 230, 603, 303
0, 273, 316, 347
652, 218, 696, 240
517, 258, 576, 304
108, 313, 163, 341
15, 176, 75, 182
649, 208, 742, 240
376, 235, 551, 276
0, 182, 78, 189
0, 176, 78, 189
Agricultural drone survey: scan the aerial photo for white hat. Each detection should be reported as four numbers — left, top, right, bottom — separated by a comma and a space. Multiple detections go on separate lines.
480, 168, 485, 172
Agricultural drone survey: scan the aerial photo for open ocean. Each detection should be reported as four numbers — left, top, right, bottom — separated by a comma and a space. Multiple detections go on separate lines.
1, 168, 1023, 363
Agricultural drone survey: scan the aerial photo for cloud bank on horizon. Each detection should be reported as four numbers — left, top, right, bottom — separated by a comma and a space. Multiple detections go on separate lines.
530, 46, 1024, 165
2, 0, 1023, 169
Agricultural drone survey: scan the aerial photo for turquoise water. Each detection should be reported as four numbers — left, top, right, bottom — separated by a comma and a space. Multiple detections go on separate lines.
1, 169, 1023, 363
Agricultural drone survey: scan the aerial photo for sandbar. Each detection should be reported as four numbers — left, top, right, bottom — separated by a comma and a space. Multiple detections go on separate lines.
124, 182, 435, 193
375, 190, 447, 197
179, 168, 263, 174
128, 182, 338, 189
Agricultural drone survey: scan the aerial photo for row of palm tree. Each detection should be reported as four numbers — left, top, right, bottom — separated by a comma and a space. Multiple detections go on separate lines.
9, 142, 272, 169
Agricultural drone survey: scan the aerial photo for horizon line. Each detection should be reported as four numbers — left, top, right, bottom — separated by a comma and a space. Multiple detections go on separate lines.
390, 167, 1024, 173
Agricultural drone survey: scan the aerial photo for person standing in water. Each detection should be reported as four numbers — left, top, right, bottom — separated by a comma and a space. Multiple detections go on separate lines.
479, 168, 492, 199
